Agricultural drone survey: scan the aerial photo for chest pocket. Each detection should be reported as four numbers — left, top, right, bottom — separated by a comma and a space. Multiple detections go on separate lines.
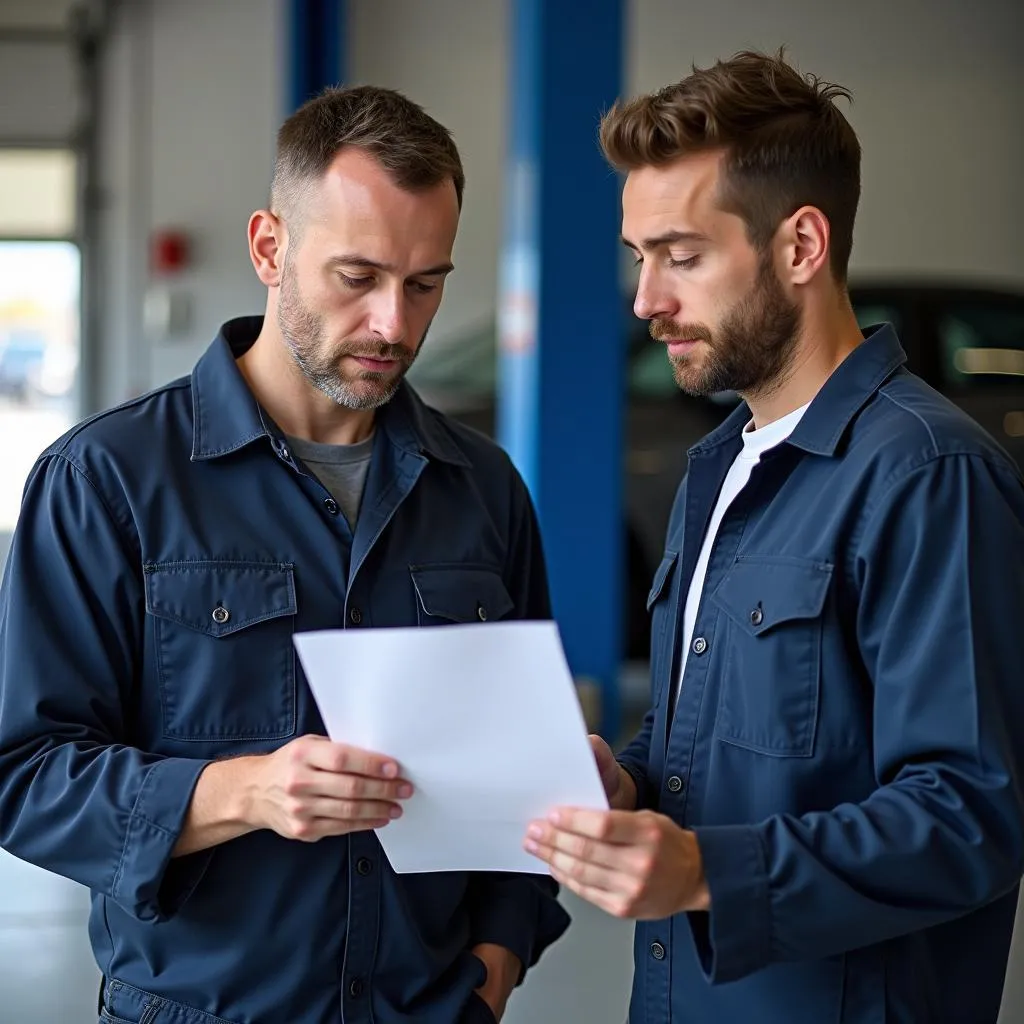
410, 564, 515, 626
710, 556, 832, 757
144, 560, 297, 742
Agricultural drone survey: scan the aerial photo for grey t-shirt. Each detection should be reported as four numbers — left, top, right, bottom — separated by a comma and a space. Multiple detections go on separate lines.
286, 431, 374, 528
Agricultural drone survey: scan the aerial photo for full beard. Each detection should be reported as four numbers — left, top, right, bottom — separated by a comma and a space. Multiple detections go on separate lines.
653, 258, 801, 399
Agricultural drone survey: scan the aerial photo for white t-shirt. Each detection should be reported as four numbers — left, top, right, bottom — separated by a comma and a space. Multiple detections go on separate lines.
676, 402, 811, 702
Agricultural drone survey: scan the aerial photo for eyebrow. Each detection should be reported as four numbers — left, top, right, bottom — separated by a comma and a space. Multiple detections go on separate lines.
328, 254, 455, 277
621, 230, 711, 252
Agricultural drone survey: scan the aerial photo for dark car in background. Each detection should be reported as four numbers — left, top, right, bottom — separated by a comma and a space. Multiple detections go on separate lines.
413, 279, 1024, 657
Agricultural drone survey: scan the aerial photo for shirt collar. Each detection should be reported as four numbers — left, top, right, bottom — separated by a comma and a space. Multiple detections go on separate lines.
191, 316, 470, 467
691, 323, 907, 458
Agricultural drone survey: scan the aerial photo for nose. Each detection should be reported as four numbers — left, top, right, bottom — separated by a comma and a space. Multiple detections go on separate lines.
367, 283, 409, 345
633, 266, 679, 322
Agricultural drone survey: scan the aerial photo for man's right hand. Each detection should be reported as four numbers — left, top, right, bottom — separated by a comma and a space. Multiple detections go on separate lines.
174, 735, 413, 856
248, 734, 413, 842
589, 734, 638, 812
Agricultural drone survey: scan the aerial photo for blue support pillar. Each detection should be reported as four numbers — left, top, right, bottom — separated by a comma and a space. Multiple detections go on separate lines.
287, 0, 344, 112
498, 0, 625, 738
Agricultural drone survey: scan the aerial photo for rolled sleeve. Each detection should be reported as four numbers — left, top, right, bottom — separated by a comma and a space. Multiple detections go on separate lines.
113, 757, 213, 920
688, 824, 772, 983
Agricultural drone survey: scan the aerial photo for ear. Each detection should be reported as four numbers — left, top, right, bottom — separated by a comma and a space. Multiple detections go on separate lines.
777, 205, 830, 286
248, 209, 287, 288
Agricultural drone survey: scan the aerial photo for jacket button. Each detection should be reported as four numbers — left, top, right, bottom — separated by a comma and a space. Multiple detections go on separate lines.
477, 604, 488, 622
349, 606, 363, 625
650, 941, 666, 960
750, 607, 764, 626
211, 606, 230, 625
692, 636, 707, 656
323, 497, 339, 516
356, 857, 373, 876
666, 775, 684, 793
348, 978, 365, 998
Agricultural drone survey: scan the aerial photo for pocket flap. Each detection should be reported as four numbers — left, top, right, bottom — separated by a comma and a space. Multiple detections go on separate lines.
711, 557, 832, 636
144, 561, 297, 638
410, 565, 514, 623
646, 553, 679, 611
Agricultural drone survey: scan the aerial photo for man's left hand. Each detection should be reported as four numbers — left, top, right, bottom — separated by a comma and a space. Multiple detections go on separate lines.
523, 808, 710, 920
471, 943, 521, 1022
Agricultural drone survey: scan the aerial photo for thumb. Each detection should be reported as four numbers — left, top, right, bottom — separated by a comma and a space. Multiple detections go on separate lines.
588, 734, 615, 770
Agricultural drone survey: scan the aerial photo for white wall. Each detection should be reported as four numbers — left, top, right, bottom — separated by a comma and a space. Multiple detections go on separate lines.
349, 0, 508, 352
629, 0, 1024, 287
94, 0, 281, 410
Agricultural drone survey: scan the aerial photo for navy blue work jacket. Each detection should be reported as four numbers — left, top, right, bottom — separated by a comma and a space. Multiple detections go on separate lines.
0, 317, 568, 1024
618, 325, 1024, 1024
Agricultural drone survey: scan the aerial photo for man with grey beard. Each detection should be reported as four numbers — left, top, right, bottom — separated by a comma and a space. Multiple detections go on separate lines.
0, 86, 567, 1024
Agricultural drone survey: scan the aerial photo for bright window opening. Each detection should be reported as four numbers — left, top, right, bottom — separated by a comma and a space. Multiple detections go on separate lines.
0, 241, 81, 533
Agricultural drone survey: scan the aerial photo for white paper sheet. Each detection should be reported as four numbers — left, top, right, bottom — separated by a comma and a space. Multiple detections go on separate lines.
293, 621, 609, 874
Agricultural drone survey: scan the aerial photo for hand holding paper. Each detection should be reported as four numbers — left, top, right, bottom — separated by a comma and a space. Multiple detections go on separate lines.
293, 620, 609, 873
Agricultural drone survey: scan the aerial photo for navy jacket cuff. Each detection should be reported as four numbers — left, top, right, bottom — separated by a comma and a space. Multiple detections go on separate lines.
688, 823, 772, 983
112, 757, 212, 922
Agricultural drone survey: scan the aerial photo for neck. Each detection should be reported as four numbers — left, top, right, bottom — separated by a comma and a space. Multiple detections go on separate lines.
236, 310, 376, 446
743, 291, 863, 429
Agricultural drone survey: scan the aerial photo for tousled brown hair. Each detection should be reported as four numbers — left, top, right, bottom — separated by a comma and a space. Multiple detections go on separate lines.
600, 50, 861, 281
271, 85, 464, 221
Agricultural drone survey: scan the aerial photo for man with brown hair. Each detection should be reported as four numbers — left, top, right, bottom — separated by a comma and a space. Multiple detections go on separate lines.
0, 85, 567, 1024
526, 51, 1024, 1022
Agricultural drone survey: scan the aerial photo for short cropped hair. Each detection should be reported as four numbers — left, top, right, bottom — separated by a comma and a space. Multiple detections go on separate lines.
271, 85, 465, 220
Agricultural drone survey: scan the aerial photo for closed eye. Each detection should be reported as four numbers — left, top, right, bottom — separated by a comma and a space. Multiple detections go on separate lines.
668, 255, 702, 270
408, 280, 438, 295
339, 273, 373, 289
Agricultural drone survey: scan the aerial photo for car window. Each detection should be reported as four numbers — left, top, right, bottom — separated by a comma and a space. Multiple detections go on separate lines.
936, 301, 1024, 389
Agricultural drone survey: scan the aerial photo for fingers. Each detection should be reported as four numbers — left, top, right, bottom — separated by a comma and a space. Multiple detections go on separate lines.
589, 733, 615, 767
295, 796, 404, 823
540, 808, 650, 844
524, 820, 624, 870
298, 735, 404, 781
535, 843, 628, 892
299, 771, 413, 803
264, 736, 415, 843
292, 816, 393, 842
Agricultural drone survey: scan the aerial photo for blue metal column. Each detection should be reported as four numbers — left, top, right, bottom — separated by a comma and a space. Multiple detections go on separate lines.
498, 0, 625, 738
287, 0, 344, 111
